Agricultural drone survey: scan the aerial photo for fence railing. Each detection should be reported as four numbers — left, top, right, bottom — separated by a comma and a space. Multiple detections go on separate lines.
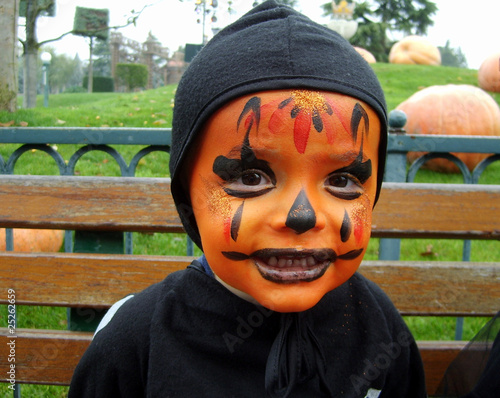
2, 120, 500, 341
2, 120, 500, 259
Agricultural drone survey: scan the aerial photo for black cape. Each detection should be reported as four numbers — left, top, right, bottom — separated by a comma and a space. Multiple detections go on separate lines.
436, 311, 500, 398
69, 258, 426, 398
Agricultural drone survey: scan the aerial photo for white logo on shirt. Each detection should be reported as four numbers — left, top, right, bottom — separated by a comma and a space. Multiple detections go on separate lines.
364, 388, 382, 398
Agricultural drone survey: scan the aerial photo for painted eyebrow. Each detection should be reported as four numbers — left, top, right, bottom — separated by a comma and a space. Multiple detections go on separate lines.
351, 102, 369, 142
212, 150, 277, 184
333, 151, 372, 184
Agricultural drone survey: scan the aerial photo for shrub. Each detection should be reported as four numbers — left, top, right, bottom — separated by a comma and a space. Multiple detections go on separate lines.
115, 63, 148, 92
82, 76, 114, 92
64, 85, 86, 93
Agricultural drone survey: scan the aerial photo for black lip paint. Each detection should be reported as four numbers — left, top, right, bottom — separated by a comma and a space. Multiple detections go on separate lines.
221, 247, 363, 262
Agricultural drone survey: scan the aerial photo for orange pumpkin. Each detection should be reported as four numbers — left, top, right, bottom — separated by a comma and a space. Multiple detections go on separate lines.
389, 35, 441, 66
478, 52, 500, 93
0, 229, 64, 252
396, 84, 500, 173
354, 46, 376, 64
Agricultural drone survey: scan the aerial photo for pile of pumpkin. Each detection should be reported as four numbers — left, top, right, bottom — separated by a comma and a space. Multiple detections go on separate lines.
0, 229, 64, 253
386, 35, 500, 173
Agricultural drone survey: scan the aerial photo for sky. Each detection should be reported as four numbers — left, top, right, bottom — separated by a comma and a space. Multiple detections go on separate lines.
27, 0, 498, 70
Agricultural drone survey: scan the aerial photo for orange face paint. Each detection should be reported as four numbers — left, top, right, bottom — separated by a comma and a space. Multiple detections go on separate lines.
189, 89, 381, 312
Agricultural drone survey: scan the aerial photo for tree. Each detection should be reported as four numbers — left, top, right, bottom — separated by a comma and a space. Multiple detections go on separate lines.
41, 48, 85, 93
92, 38, 112, 77
322, 0, 438, 62
19, 0, 55, 108
439, 40, 468, 68
73, 7, 109, 93
18, 1, 147, 107
0, 0, 19, 112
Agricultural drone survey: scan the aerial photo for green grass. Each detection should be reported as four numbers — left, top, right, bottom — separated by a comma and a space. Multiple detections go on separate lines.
1, 86, 176, 128
372, 63, 500, 110
1, 64, 499, 397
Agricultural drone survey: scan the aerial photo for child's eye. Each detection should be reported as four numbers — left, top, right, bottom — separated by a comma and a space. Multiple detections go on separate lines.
223, 169, 275, 198
325, 173, 363, 200
241, 171, 263, 186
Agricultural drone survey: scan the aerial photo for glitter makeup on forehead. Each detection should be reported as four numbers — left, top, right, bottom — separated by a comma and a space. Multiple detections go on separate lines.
268, 90, 351, 154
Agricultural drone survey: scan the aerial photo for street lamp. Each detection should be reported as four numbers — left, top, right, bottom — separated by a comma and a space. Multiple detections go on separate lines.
194, 0, 219, 44
41, 52, 52, 108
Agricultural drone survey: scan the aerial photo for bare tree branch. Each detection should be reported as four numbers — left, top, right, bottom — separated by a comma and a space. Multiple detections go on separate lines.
35, 3, 153, 48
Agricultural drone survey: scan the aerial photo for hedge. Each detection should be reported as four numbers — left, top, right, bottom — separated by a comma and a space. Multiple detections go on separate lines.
82, 76, 114, 92
115, 63, 148, 92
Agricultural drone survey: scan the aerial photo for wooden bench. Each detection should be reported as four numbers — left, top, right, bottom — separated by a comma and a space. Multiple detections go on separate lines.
0, 174, 499, 395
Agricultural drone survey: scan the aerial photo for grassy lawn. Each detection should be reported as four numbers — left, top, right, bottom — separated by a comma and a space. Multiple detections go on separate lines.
1, 64, 499, 397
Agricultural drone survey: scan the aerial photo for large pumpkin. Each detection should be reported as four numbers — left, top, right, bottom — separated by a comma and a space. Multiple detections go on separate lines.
0, 229, 64, 252
478, 52, 500, 93
396, 84, 500, 173
389, 35, 441, 66
354, 46, 376, 64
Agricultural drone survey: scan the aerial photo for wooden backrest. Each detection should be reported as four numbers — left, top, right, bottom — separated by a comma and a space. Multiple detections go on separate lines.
0, 175, 499, 394
0, 175, 499, 314
1, 175, 499, 237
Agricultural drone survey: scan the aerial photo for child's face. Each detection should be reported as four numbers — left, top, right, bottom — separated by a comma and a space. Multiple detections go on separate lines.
189, 90, 381, 312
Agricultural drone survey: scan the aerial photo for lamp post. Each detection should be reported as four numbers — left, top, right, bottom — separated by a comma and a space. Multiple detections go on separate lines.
327, 1, 358, 41
41, 52, 52, 108
194, 0, 219, 44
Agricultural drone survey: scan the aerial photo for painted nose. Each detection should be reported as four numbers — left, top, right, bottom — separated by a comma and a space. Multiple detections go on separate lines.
285, 189, 317, 234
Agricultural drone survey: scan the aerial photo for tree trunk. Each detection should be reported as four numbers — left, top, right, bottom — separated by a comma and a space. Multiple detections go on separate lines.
23, 49, 38, 108
23, 0, 39, 109
0, 0, 19, 112
87, 37, 94, 93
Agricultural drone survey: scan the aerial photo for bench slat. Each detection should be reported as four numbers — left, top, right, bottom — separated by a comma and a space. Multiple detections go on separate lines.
0, 327, 465, 394
0, 175, 183, 232
0, 252, 191, 308
373, 182, 500, 239
0, 328, 92, 386
419, 340, 468, 395
1, 253, 498, 316
1, 175, 500, 239
361, 261, 500, 317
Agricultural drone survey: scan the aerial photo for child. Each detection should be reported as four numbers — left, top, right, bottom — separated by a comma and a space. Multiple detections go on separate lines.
69, 1, 427, 397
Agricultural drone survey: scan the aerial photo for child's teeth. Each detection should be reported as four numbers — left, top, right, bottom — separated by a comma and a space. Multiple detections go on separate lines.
264, 255, 323, 268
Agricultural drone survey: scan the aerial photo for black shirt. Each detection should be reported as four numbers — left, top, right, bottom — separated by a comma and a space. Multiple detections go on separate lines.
69, 258, 427, 398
